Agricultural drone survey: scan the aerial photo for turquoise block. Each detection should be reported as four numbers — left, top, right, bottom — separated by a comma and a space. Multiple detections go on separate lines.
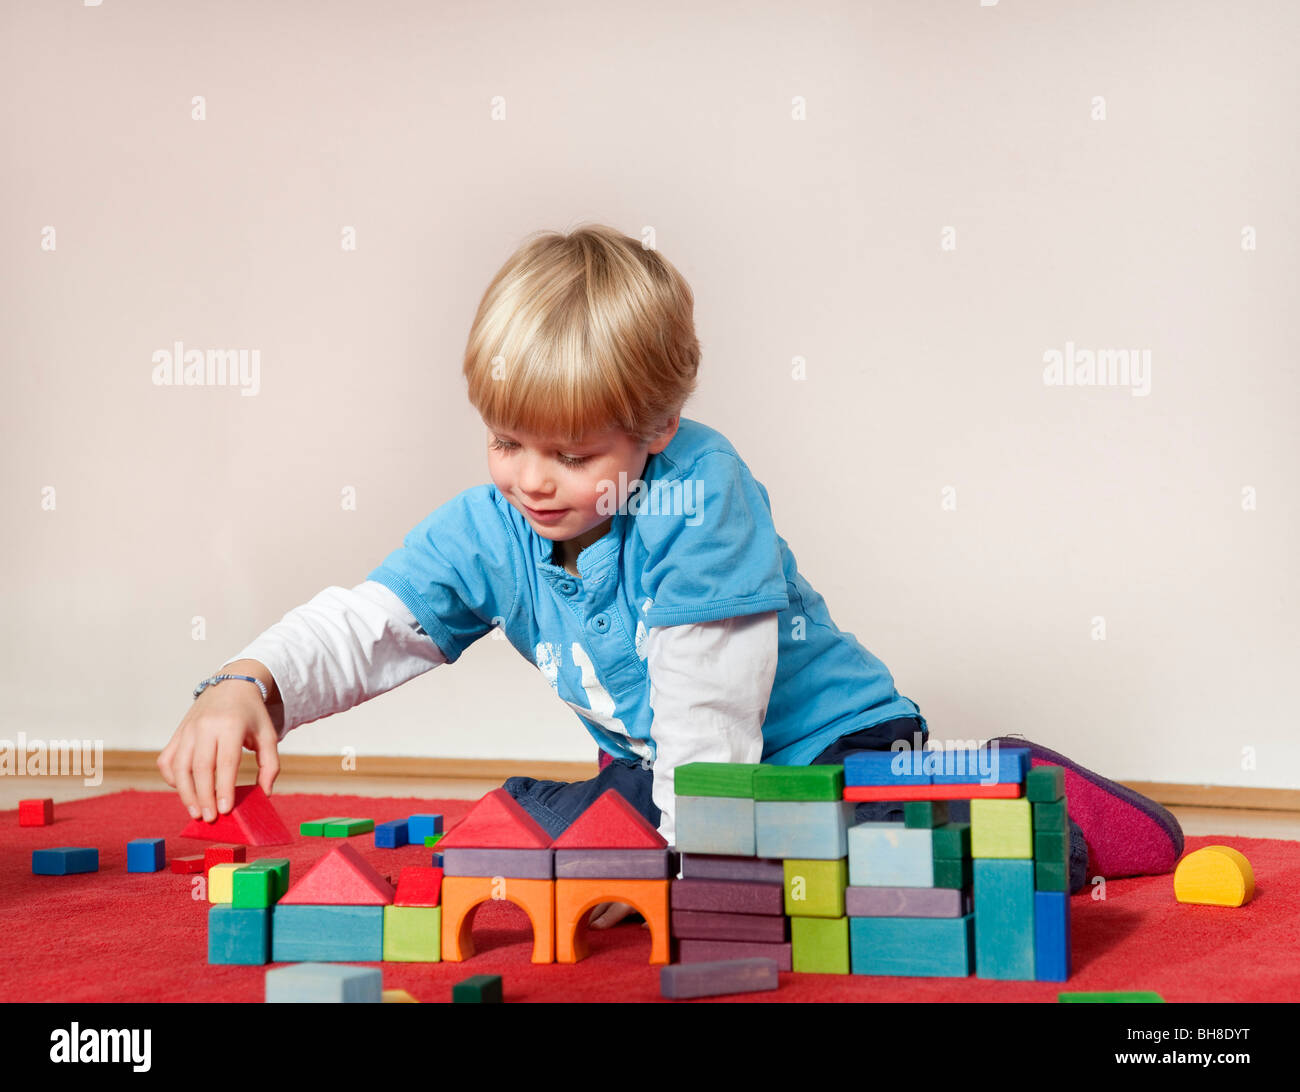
265, 962, 382, 1003
754, 801, 855, 860
847, 823, 934, 887
973, 859, 1035, 980
208, 906, 271, 965
1034, 890, 1071, 982
271, 905, 384, 962
849, 914, 974, 977
675, 796, 756, 856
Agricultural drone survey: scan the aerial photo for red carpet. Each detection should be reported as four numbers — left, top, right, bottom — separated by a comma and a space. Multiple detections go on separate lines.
3, 790, 1296, 1003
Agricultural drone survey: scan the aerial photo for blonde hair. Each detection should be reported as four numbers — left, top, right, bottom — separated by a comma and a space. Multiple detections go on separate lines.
462, 224, 700, 446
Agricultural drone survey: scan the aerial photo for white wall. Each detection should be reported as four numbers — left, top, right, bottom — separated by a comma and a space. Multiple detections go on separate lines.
2, 0, 1295, 788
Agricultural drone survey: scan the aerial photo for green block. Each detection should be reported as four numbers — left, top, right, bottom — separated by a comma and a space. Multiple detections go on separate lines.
424, 834, 443, 848
932, 822, 971, 860
1034, 830, 1068, 862
970, 798, 1032, 858
382, 905, 442, 962
904, 801, 950, 829
453, 974, 503, 1003
299, 816, 348, 836
933, 857, 972, 889
791, 915, 850, 975
323, 818, 374, 837
245, 858, 290, 901
232, 867, 274, 908
1033, 799, 1067, 833
783, 858, 848, 918
674, 762, 761, 799
1026, 766, 1065, 803
1059, 991, 1165, 1003
1036, 860, 1069, 892
753, 765, 844, 802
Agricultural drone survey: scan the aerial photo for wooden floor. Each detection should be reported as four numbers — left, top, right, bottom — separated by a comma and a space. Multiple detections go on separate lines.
3, 771, 1298, 840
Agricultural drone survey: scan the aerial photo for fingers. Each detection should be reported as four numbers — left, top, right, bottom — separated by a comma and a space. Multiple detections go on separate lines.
252, 720, 280, 798
215, 730, 240, 816
589, 901, 635, 930
173, 734, 200, 820
156, 737, 177, 789
193, 740, 218, 823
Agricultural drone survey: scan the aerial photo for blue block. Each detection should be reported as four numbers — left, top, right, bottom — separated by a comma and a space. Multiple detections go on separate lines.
847, 823, 934, 887
265, 962, 382, 1003
408, 814, 443, 842
32, 847, 99, 875
931, 745, 1029, 785
754, 801, 855, 859
843, 751, 929, 786
127, 838, 165, 873
973, 858, 1036, 979
1034, 890, 1071, 982
208, 906, 271, 964
271, 905, 384, 962
676, 796, 756, 856
374, 819, 409, 849
849, 914, 974, 977
432, 852, 444, 870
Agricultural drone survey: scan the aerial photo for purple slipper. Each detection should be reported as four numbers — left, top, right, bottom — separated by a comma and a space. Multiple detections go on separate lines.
988, 735, 1185, 879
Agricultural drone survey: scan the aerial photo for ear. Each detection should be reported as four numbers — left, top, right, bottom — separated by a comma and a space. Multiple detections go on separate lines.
646, 416, 679, 455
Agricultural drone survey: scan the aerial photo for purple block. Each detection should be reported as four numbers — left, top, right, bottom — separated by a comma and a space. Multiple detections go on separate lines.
661, 958, 779, 1000
671, 879, 784, 916
441, 848, 553, 879
679, 854, 785, 883
677, 939, 792, 973
554, 849, 673, 879
672, 909, 790, 943
845, 885, 973, 918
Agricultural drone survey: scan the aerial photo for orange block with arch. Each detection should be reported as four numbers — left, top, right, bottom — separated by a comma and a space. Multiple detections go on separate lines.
554, 878, 671, 965
440, 875, 555, 964
1174, 845, 1255, 907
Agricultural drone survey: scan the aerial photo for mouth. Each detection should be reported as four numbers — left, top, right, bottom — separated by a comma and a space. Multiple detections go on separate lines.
522, 503, 568, 520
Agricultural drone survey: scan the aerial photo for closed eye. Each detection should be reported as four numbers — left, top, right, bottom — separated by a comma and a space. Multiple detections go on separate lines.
490, 437, 590, 468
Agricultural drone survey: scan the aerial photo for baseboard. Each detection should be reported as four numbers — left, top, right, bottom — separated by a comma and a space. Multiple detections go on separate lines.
1121, 781, 1300, 813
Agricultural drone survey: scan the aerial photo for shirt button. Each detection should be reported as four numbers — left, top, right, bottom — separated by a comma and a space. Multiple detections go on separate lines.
590, 613, 610, 633
558, 580, 577, 596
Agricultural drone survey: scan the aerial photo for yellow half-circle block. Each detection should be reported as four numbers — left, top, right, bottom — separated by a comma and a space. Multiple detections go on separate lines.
1174, 845, 1254, 907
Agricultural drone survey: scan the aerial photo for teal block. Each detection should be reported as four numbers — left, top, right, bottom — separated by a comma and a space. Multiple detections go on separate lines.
932, 822, 971, 860
675, 796, 756, 856
847, 823, 934, 887
265, 963, 382, 1003
903, 801, 949, 829
271, 905, 384, 962
849, 914, 974, 977
754, 801, 855, 860
973, 859, 1035, 980
1026, 765, 1065, 802
1034, 890, 1071, 981
208, 906, 271, 965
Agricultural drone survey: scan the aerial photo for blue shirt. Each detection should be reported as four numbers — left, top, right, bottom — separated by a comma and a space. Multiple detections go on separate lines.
367, 417, 925, 766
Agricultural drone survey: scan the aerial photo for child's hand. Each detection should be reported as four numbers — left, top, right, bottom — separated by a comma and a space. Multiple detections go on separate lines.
588, 902, 640, 929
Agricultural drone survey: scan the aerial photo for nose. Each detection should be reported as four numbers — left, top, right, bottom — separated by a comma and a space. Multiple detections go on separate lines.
515, 450, 554, 497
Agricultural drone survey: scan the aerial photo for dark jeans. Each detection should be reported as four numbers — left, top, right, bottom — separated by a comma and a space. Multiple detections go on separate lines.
503, 713, 1089, 895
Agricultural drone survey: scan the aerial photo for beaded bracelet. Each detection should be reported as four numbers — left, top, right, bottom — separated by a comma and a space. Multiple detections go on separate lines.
193, 673, 269, 702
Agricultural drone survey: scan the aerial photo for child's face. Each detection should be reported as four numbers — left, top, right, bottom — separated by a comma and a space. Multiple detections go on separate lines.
486, 419, 676, 544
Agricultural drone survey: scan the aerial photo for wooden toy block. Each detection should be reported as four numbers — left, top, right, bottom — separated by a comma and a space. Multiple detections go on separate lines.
849, 914, 974, 977
265, 962, 382, 1003
207, 905, 270, 965
970, 798, 1032, 859
180, 783, 292, 846
431, 852, 444, 870
437, 790, 550, 850
847, 823, 934, 887
452, 974, 503, 1003
1034, 890, 1071, 981
299, 817, 349, 836
407, 814, 443, 842
1032, 799, 1067, 832
680, 854, 784, 883
207, 862, 249, 904
670, 878, 784, 916
845, 885, 972, 918
661, 957, 779, 1000
678, 938, 792, 972
932, 822, 971, 860
1174, 845, 1254, 907
271, 905, 385, 962
755, 801, 856, 860
1035, 860, 1069, 892
127, 837, 165, 873
31, 847, 98, 875
673, 762, 761, 798
1059, 991, 1165, 1003
424, 835, 443, 848
383, 905, 442, 962
243, 858, 290, 901
323, 818, 375, 837
783, 858, 848, 918
1026, 765, 1065, 802
393, 865, 443, 907
675, 795, 756, 856
18, 798, 53, 826
929, 745, 1029, 785
555, 878, 670, 964
671, 909, 790, 943
934, 858, 972, 889
440, 875, 554, 964
844, 782, 1022, 802
752, 765, 844, 802
791, 915, 850, 974
279, 843, 395, 905
555, 848, 673, 879
169, 854, 205, 874
232, 866, 275, 908
441, 847, 554, 879
382, 989, 419, 1003
973, 858, 1035, 980
203, 844, 246, 874
373, 819, 409, 848
843, 751, 929, 787
903, 801, 950, 829
1034, 830, 1069, 861
552, 788, 669, 848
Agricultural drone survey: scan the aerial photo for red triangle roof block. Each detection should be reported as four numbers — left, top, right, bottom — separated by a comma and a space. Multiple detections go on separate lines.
552, 789, 668, 849
393, 866, 443, 908
435, 788, 552, 850
179, 784, 293, 846
279, 843, 395, 905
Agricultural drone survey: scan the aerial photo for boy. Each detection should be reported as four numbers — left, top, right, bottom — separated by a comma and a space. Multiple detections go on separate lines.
159, 225, 1183, 929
